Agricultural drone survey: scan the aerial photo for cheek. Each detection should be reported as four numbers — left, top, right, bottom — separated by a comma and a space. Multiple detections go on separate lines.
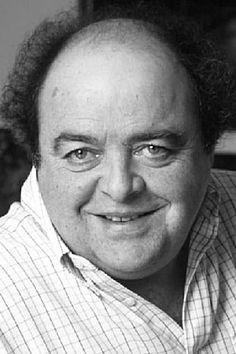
38, 164, 97, 215
143, 168, 196, 201
145, 152, 209, 197
144, 160, 209, 224
159, 167, 209, 234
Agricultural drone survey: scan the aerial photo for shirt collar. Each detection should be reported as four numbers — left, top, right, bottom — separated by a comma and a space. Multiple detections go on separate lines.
21, 167, 69, 260
185, 176, 220, 286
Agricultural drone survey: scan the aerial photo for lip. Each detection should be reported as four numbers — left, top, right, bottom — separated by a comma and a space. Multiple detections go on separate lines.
85, 202, 168, 239
98, 213, 154, 225
88, 203, 168, 223
96, 209, 157, 218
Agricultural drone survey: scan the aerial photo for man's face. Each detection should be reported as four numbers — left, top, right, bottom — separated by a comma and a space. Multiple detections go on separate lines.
38, 35, 212, 280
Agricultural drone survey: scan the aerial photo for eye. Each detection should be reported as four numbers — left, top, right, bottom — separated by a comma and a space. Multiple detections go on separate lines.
64, 147, 102, 171
146, 144, 166, 155
70, 148, 92, 160
134, 144, 170, 158
133, 143, 172, 167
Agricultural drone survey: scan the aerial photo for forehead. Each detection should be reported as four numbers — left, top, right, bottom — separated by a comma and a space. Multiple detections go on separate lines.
38, 20, 196, 140
41, 19, 192, 97
43, 18, 188, 84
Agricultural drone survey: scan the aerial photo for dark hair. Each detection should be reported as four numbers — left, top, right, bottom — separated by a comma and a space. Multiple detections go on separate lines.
1, 2, 235, 163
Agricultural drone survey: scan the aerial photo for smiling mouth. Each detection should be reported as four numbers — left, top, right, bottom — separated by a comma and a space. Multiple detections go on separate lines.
97, 209, 159, 223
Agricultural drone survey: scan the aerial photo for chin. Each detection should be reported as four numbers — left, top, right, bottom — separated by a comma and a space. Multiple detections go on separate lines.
97, 258, 163, 280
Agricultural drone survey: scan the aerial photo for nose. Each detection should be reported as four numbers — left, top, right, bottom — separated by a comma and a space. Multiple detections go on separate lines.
99, 156, 145, 202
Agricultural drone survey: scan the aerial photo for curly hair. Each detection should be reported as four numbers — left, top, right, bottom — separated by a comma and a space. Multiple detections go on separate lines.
1, 1, 235, 162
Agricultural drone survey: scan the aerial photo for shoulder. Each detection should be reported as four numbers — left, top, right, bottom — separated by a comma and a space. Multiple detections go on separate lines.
0, 202, 50, 272
0, 201, 62, 302
211, 169, 236, 223
0, 201, 39, 247
210, 169, 236, 262
211, 169, 236, 201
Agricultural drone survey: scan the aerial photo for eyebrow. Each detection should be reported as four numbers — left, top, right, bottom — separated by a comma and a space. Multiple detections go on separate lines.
126, 130, 187, 147
53, 133, 100, 153
53, 129, 187, 153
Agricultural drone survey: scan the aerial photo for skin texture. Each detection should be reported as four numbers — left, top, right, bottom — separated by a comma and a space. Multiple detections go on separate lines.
37, 23, 212, 284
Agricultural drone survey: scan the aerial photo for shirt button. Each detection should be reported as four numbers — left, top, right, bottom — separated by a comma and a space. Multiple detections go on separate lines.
124, 297, 137, 307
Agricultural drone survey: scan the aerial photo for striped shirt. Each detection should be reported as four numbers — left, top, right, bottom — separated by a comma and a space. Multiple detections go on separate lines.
0, 167, 236, 353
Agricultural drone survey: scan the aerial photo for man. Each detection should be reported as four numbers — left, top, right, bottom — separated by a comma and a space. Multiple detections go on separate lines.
0, 3, 236, 353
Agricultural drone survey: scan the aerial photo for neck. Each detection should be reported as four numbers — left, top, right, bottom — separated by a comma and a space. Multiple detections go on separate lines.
117, 241, 189, 327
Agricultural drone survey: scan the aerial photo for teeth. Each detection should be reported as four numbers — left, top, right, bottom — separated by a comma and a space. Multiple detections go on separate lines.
105, 216, 138, 222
